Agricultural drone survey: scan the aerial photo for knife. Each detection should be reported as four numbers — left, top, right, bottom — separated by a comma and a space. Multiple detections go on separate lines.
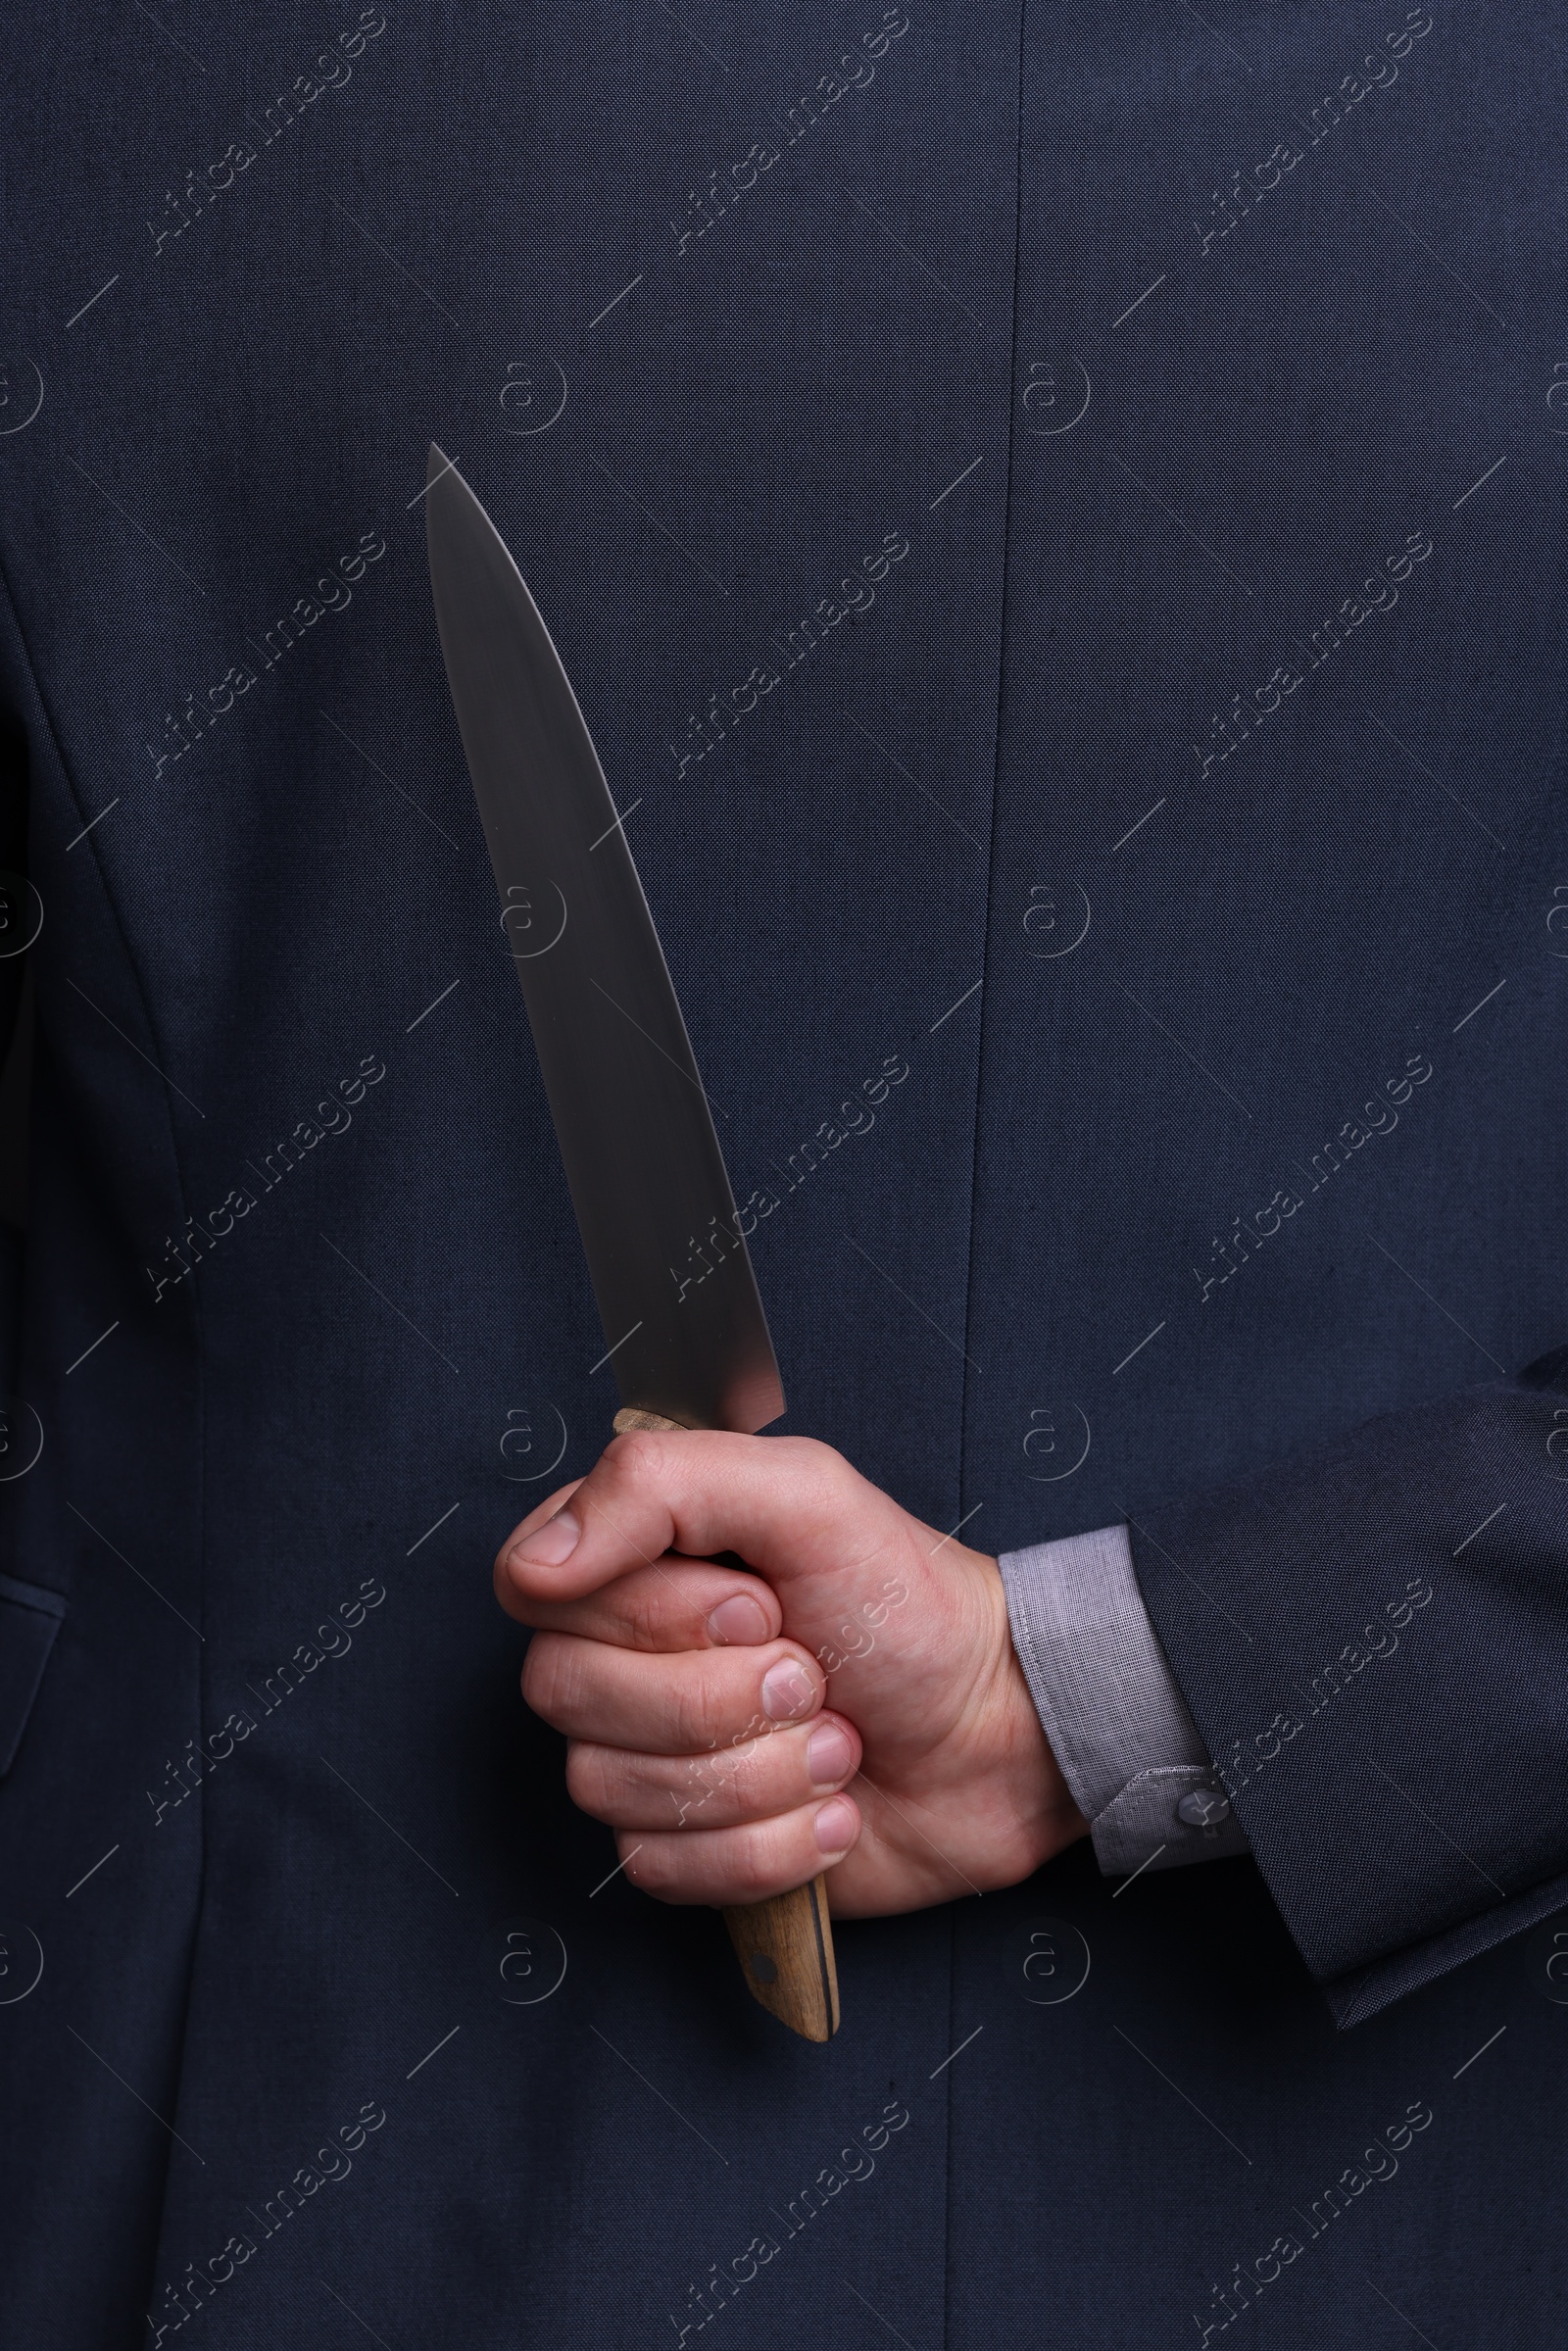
425, 445, 840, 2042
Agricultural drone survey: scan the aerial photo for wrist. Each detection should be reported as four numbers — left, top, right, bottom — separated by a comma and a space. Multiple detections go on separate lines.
971, 1548, 1092, 1883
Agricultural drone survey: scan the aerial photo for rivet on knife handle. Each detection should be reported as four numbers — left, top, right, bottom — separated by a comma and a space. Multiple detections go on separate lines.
613, 1406, 841, 2041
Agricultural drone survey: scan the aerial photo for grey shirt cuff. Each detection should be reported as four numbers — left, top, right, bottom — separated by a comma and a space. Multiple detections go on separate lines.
1000, 1524, 1250, 1876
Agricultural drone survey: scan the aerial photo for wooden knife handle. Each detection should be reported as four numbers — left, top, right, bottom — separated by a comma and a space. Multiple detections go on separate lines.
612, 1405, 841, 2041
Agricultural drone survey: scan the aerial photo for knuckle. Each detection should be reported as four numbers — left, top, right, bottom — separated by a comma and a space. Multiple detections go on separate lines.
623, 1840, 680, 1900
792, 1435, 850, 1484
685, 1741, 757, 1822
517, 1635, 551, 1713
608, 1429, 666, 1486
716, 1744, 768, 1816
779, 1435, 861, 1520
672, 1668, 724, 1754
726, 1830, 790, 1902
564, 1742, 612, 1819
617, 1579, 677, 1650
519, 1632, 574, 1727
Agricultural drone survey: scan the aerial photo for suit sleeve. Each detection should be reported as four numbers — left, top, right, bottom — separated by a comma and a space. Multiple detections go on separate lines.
0, 718, 27, 1401
1127, 1344, 1568, 2027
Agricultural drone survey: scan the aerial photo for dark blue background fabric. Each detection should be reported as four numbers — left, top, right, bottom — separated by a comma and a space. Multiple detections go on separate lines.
0, 3, 1563, 2344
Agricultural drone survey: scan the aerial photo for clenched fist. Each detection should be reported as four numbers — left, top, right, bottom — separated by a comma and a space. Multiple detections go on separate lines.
495, 1431, 1088, 1913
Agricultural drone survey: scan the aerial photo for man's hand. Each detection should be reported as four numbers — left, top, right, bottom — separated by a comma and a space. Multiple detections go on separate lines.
494, 1432, 1088, 1915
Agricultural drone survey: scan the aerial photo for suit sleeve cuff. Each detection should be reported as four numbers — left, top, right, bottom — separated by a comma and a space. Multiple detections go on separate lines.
999, 1524, 1251, 1876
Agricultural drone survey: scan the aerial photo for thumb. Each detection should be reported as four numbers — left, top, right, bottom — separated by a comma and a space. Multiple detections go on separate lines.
498, 1429, 996, 1751
500, 1428, 901, 1604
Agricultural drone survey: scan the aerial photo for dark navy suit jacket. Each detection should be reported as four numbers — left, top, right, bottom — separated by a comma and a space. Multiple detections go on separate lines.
1, 4, 1564, 2344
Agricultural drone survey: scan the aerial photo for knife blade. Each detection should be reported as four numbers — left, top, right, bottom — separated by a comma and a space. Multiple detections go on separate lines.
425, 445, 839, 2040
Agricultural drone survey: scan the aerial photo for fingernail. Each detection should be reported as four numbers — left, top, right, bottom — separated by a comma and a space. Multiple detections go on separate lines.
807, 1721, 855, 1786
813, 1796, 858, 1854
510, 1504, 580, 1570
760, 1657, 816, 1722
707, 1593, 770, 1646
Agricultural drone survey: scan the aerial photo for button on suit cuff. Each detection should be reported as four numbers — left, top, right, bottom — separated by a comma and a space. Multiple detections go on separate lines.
999, 1524, 1250, 1876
